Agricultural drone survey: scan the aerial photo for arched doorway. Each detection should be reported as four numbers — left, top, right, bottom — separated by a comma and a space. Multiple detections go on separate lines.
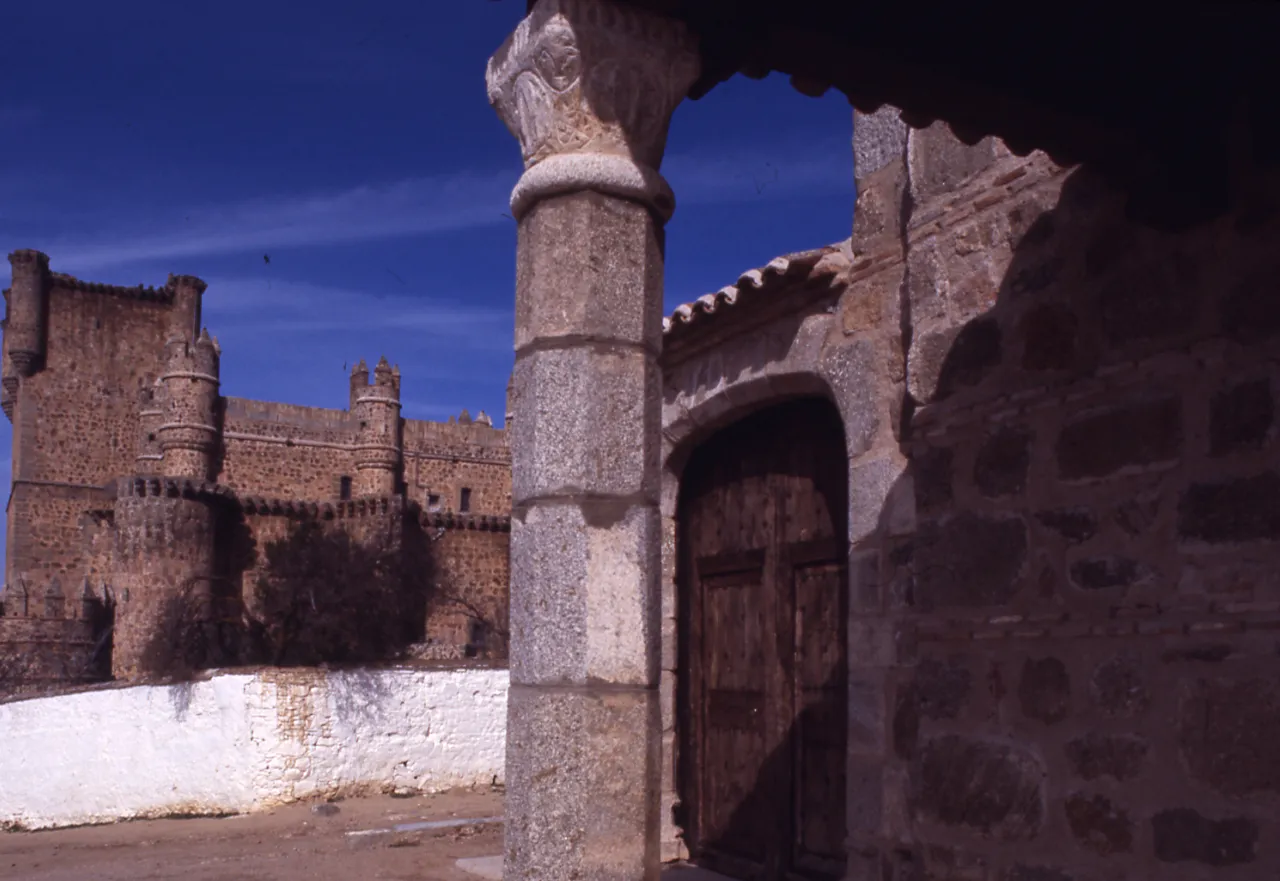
676, 396, 849, 881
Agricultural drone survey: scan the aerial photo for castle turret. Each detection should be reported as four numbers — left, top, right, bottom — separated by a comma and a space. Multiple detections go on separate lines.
5, 250, 49, 379
166, 274, 207, 343
349, 359, 369, 408
156, 329, 221, 480
111, 477, 224, 680
351, 356, 402, 497
136, 379, 165, 474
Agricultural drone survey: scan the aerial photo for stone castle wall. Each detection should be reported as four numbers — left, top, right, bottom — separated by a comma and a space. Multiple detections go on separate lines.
422, 521, 511, 658
403, 419, 512, 514
0, 258, 513, 688
110, 481, 225, 679
4, 274, 184, 596
0, 615, 104, 699
219, 398, 360, 500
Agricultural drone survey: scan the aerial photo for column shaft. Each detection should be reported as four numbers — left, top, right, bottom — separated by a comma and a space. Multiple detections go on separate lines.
487, 3, 699, 878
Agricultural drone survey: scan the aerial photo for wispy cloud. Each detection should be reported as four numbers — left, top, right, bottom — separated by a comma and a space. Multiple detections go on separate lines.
43, 170, 518, 275
20, 138, 850, 275
203, 276, 513, 414
204, 276, 513, 352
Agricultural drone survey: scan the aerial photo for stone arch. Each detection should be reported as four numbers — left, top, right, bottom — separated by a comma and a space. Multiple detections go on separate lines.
663, 369, 838, 516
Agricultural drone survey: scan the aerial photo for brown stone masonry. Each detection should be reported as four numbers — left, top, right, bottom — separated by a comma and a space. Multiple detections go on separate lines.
0, 254, 511, 689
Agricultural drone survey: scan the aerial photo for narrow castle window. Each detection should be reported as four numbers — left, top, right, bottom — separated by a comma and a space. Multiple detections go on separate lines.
427, 492, 441, 511
459, 487, 472, 513
339, 476, 352, 500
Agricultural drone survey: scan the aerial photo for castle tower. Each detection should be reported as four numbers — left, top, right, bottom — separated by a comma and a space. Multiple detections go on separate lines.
156, 328, 221, 480
351, 356, 402, 497
136, 379, 165, 474
110, 477, 223, 680
3, 250, 50, 419
112, 326, 223, 681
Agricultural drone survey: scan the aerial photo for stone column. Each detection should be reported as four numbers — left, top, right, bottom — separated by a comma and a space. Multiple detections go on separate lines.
486, 3, 698, 879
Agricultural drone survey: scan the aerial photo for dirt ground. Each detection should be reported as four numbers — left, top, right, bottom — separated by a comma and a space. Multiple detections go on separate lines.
0, 789, 504, 881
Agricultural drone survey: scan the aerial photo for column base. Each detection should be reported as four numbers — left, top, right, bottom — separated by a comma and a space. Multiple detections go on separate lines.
505, 683, 660, 881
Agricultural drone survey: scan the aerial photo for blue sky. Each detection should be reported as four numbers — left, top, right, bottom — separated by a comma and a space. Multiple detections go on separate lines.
0, 1, 855, 573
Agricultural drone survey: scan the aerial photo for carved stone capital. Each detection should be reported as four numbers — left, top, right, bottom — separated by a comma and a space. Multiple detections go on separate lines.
487, 0, 699, 218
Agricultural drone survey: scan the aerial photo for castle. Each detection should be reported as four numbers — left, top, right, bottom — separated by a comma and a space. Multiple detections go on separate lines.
0, 249, 511, 694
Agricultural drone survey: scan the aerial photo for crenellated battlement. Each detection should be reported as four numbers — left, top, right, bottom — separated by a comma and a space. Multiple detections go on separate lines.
166, 274, 208, 296
1, 251, 212, 429
111, 475, 237, 504
352, 355, 402, 401
238, 493, 404, 520
162, 328, 221, 377
8, 249, 49, 269
418, 508, 511, 533
50, 273, 176, 303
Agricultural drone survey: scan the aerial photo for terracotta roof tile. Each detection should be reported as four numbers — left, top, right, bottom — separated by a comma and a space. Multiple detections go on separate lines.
663, 243, 849, 337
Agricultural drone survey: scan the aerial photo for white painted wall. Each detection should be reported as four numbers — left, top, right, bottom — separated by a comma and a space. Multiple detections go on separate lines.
0, 665, 508, 830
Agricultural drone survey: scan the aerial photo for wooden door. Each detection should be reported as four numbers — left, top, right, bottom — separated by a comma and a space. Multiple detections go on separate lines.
678, 397, 848, 881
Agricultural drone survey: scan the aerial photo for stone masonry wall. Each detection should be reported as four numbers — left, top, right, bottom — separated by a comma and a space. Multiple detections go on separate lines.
111, 488, 220, 679
0, 616, 104, 698
1, 260, 512, 690
233, 502, 509, 665
423, 526, 511, 658
219, 398, 359, 500
877, 124, 1280, 880
5, 281, 177, 594
403, 419, 511, 514
219, 397, 511, 513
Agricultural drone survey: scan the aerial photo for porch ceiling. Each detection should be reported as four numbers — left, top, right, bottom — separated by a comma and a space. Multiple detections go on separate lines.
523, 1, 1280, 230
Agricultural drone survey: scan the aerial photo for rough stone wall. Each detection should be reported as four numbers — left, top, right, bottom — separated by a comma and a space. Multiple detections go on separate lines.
423, 526, 511, 658
660, 112, 1280, 878
236, 501, 410, 662
219, 398, 360, 499
219, 398, 511, 513
0, 616, 105, 698
1, 260, 513, 688
880, 124, 1280, 880
403, 418, 511, 514
5, 280, 179, 594
233, 502, 509, 665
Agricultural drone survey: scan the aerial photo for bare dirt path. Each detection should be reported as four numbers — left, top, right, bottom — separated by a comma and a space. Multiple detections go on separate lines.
0, 789, 503, 881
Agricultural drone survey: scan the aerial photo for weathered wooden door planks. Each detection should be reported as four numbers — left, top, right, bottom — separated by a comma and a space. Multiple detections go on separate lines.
678, 398, 848, 881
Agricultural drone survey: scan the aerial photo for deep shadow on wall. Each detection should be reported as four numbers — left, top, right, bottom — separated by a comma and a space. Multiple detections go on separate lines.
659, 111, 1280, 879
866, 130, 1280, 877
154, 503, 510, 676
1, 501, 510, 697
